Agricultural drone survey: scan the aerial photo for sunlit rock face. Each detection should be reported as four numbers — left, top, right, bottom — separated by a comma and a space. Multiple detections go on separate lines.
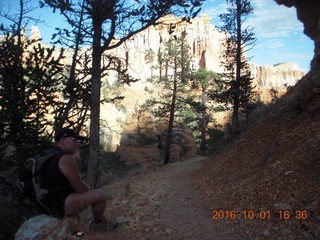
102, 14, 227, 94
29, 15, 306, 92
97, 14, 307, 149
30, 26, 41, 41
27, 14, 308, 149
274, 0, 319, 77
252, 62, 305, 89
105, 14, 305, 90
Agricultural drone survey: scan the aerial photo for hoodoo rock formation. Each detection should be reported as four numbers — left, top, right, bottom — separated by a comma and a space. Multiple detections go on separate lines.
96, 14, 307, 149
23, 13, 308, 150
253, 62, 305, 89
104, 14, 306, 91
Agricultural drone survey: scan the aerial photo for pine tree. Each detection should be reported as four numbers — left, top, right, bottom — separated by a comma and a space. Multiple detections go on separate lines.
42, 0, 204, 186
219, 0, 256, 134
0, 0, 65, 160
146, 31, 194, 163
51, 0, 91, 134
186, 68, 223, 154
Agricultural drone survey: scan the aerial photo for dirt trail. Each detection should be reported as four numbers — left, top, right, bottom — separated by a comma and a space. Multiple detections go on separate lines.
86, 156, 241, 240
154, 156, 230, 240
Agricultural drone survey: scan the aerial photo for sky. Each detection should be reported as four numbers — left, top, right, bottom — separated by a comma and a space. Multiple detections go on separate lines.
201, 0, 314, 72
0, 0, 314, 72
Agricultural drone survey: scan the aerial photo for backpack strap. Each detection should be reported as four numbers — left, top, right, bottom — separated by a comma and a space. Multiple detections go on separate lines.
35, 148, 66, 175
34, 148, 67, 209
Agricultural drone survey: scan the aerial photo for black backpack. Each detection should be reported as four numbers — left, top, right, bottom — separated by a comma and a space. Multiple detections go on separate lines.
18, 150, 63, 208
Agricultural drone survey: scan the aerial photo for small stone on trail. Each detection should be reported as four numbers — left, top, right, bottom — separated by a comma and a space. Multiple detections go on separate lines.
284, 170, 295, 175
261, 229, 270, 236
117, 216, 136, 224
273, 202, 292, 210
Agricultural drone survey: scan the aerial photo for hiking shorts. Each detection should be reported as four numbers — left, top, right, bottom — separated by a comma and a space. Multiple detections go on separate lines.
42, 196, 66, 218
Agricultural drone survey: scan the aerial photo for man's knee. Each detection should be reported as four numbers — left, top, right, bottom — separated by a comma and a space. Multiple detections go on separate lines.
92, 189, 108, 202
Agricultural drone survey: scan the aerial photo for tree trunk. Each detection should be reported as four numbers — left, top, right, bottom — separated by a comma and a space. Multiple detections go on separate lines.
232, 0, 242, 134
164, 59, 177, 164
10, 0, 26, 142
87, 20, 103, 188
158, 49, 162, 79
200, 85, 206, 154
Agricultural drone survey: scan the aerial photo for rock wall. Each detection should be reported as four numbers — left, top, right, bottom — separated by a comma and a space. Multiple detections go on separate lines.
252, 62, 305, 89
104, 14, 305, 90
104, 14, 226, 84
97, 14, 306, 149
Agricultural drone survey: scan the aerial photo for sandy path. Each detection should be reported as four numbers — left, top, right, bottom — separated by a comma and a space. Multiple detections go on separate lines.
87, 156, 239, 240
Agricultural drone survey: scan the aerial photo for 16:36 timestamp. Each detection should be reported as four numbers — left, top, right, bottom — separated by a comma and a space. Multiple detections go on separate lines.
210, 210, 309, 220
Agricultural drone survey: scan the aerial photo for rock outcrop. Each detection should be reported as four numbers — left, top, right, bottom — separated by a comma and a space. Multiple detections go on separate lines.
104, 14, 305, 90
251, 62, 306, 102
15, 214, 88, 240
24, 14, 308, 150
252, 62, 305, 89
97, 14, 306, 149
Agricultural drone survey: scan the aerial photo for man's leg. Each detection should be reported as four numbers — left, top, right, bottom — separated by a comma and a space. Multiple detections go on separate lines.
64, 189, 107, 222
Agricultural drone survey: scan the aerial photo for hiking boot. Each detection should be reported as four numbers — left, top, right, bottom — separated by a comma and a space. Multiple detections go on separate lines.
89, 218, 118, 232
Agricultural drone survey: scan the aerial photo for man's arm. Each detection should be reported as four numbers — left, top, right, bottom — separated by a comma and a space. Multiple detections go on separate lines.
58, 154, 90, 193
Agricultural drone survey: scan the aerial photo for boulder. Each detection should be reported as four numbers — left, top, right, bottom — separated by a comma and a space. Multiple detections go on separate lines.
15, 214, 88, 240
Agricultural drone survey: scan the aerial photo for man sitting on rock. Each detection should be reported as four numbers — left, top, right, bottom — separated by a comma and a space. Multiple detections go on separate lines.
40, 127, 116, 232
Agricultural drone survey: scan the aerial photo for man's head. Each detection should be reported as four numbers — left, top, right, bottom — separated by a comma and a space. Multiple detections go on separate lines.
55, 128, 86, 154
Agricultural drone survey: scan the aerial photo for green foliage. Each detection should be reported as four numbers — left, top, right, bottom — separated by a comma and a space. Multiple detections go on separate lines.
145, 32, 196, 163
146, 33, 194, 123
182, 68, 224, 154
145, 48, 155, 63
0, 31, 65, 148
50, 6, 92, 134
101, 77, 126, 107
42, 0, 205, 180
205, 128, 225, 153
126, 132, 158, 147
145, 39, 227, 155
0, 1, 91, 170
219, 0, 257, 131
192, 67, 222, 88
